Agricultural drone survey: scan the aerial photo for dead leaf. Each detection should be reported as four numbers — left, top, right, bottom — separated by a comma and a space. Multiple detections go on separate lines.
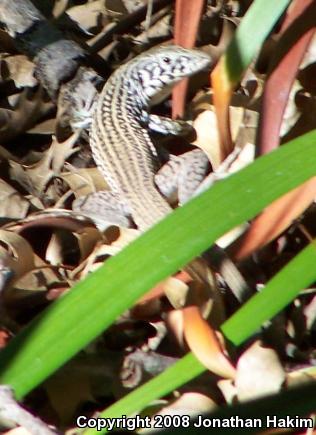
165, 309, 185, 347
149, 391, 217, 428
9, 133, 79, 199
1, 55, 36, 88
0, 230, 34, 281
280, 80, 302, 136
71, 227, 138, 280
192, 93, 257, 169
66, 0, 106, 34
193, 104, 243, 169
231, 177, 316, 260
163, 276, 189, 309
236, 340, 285, 401
183, 305, 236, 379
217, 378, 237, 404
61, 167, 108, 199
52, 0, 69, 18
0, 88, 53, 142
0, 179, 30, 221
45, 359, 95, 425
303, 295, 316, 331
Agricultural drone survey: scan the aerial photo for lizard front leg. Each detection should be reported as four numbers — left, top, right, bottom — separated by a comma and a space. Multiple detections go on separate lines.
147, 114, 195, 137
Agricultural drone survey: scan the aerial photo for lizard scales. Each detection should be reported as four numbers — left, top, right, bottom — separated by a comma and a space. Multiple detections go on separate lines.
83, 46, 246, 298
91, 45, 211, 230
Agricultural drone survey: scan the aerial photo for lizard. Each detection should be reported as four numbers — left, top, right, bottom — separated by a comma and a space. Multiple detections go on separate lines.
73, 44, 212, 230
72, 44, 249, 299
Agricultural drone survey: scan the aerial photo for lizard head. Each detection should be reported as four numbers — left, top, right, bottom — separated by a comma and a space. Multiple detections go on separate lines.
130, 45, 212, 105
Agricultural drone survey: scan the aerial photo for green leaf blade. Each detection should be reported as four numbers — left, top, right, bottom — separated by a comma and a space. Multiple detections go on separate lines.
0, 130, 316, 399
225, 0, 291, 84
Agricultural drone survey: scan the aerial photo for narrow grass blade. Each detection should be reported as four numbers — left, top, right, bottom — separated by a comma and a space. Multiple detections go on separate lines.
224, 0, 291, 86
212, 0, 291, 157
222, 241, 316, 344
84, 241, 316, 434
0, 131, 316, 400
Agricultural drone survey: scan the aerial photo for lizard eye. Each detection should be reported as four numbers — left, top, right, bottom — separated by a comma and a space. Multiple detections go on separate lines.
162, 56, 171, 64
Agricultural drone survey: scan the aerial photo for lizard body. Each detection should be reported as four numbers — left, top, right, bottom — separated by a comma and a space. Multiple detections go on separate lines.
85, 45, 211, 229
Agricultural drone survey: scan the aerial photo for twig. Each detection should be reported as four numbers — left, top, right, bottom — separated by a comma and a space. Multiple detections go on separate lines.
89, 0, 173, 54
0, 385, 59, 435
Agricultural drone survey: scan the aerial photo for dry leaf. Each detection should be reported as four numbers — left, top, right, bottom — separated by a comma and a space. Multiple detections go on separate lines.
1, 55, 36, 88
193, 104, 244, 169
236, 340, 285, 401
147, 392, 217, 431
280, 80, 302, 136
165, 309, 185, 347
232, 177, 316, 260
183, 305, 236, 379
66, 0, 106, 34
61, 167, 108, 198
163, 276, 189, 309
0, 230, 34, 281
303, 295, 316, 331
217, 378, 237, 404
0, 179, 30, 220
45, 360, 95, 425
0, 88, 53, 142
9, 133, 79, 199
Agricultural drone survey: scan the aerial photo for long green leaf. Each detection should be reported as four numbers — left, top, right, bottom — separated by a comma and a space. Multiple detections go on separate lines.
225, 0, 291, 84
222, 241, 316, 343
0, 131, 316, 399
83, 242, 316, 434
81, 353, 205, 435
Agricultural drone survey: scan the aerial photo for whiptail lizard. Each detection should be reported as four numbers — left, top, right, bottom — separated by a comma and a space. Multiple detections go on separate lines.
75, 45, 211, 229
73, 45, 249, 298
